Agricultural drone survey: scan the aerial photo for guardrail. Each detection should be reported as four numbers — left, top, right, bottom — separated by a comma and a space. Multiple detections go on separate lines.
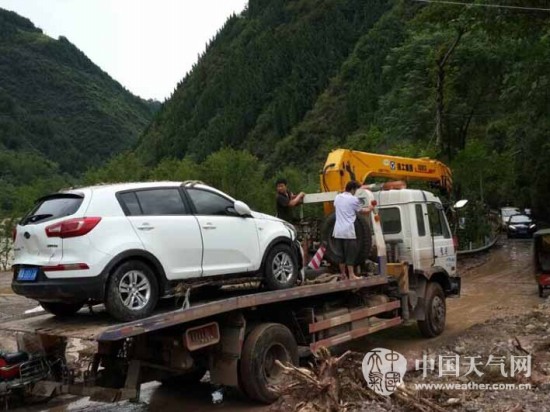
457, 234, 500, 256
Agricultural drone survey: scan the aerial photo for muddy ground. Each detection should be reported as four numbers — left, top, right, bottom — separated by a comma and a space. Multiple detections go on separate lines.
1, 238, 548, 411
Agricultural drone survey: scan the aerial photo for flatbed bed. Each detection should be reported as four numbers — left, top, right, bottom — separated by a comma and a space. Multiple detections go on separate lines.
0, 275, 390, 342
0, 274, 408, 405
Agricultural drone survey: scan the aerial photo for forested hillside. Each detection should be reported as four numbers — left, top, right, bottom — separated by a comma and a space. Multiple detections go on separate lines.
120, 0, 550, 218
0, 8, 155, 214
137, 0, 392, 163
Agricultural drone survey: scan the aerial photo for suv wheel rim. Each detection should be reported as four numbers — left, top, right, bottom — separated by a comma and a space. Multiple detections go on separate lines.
272, 252, 294, 283
119, 270, 151, 310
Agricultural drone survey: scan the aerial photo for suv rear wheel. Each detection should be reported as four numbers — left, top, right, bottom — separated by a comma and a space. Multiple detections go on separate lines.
105, 260, 159, 321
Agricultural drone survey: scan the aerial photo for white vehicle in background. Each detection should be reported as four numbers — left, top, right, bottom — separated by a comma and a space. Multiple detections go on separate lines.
11, 182, 302, 321
500, 206, 521, 229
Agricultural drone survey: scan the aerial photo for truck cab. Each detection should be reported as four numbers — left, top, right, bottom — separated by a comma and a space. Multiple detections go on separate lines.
373, 189, 458, 285
302, 186, 460, 338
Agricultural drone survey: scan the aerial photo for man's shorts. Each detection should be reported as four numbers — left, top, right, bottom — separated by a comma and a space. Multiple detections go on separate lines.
332, 238, 358, 266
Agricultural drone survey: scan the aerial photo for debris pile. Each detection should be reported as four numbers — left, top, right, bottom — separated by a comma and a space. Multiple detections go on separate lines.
274, 303, 550, 412
273, 347, 444, 412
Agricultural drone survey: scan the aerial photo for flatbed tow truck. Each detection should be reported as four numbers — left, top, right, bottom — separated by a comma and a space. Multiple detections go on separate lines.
1, 274, 402, 405
0, 150, 461, 407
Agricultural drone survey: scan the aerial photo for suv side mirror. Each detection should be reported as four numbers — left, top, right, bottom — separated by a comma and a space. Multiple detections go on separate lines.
234, 201, 252, 217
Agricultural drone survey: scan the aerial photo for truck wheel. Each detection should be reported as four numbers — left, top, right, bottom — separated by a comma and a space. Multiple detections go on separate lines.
321, 212, 372, 265
417, 282, 446, 338
263, 244, 299, 290
105, 260, 159, 321
239, 323, 298, 404
40, 301, 84, 317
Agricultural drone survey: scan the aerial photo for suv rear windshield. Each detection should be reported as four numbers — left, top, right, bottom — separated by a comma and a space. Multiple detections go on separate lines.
21, 194, 83, 225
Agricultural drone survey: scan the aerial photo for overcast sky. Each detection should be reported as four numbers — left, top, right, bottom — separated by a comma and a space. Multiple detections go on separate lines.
0, 0, 248, 101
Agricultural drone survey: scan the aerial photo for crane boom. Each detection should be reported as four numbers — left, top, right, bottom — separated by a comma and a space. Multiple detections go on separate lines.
320, 149, 452, 194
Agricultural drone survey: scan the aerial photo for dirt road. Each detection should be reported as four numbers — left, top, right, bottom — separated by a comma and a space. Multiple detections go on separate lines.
3, 238, 544, 411
358, 237, 541, 359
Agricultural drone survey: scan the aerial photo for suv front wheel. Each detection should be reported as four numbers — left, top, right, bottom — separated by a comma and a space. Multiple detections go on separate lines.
263, 244, 298, 290
105, 260, 159, 321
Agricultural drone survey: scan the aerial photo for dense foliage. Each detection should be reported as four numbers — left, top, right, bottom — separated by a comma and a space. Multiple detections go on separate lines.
133, 0, 550, 220
0, 8, 155, 215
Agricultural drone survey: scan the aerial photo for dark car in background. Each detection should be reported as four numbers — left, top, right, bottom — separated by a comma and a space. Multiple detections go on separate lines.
507, 214, 537, 238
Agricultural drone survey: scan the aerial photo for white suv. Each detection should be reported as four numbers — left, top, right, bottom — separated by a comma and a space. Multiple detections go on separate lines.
12, 182, 301, 321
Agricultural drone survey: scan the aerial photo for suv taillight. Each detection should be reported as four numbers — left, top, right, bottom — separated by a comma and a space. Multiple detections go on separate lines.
453, 235, 459, 249
12, 227, 16, 242
46, 217, 101, 238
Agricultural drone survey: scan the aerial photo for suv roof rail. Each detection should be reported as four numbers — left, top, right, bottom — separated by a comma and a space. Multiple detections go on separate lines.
183, 180, 205, 187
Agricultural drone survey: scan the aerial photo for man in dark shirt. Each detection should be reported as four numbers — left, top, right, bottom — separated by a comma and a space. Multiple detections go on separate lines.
275, 178, 305, 222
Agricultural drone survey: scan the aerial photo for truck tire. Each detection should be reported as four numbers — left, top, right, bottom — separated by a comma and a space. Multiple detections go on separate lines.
321, 212, 372, 265
239, 323, 298, 404
417, 282, 446, 338
40, 301, 84, 317
263, 244, 299, 290
105, 260, 159, 321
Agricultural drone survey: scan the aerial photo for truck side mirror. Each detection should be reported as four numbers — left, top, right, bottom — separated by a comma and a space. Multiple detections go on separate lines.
453, 199, 468, 209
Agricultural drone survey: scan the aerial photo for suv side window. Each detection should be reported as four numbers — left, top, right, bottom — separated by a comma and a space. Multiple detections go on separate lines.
118, 192, 142, 216
378, 207, 401, 234
427, 203, 451, 238
119, 189, 188, 216
187, 188, 234, 216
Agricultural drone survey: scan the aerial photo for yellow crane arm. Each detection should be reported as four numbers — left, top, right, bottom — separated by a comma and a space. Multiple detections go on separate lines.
320, 149, 452, 194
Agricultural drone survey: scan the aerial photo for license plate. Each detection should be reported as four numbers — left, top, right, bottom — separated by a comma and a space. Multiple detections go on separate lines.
17, 268, 38, 281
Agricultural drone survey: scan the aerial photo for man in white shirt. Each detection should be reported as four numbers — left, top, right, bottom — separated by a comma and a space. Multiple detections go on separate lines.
333, 181, 373, 280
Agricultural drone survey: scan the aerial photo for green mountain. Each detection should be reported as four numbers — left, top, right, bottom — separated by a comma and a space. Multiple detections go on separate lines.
137, 0, 393, 164
130, 0, 550, 218
0, 8, 155, 173
0, 8, 156, 213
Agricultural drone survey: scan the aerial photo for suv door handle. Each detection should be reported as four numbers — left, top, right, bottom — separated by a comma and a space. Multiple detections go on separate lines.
202, 223, 216, 230
138, 226, 154, 231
